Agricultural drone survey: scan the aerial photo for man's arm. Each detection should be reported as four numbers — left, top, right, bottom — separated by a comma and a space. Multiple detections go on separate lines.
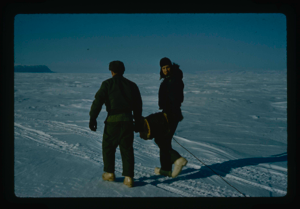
132, 84, 143, 133
89, 82, 107, 120
168, 79, 184, 121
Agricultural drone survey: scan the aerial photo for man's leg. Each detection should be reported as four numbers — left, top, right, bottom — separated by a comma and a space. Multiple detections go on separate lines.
167, 120, 188, 178
168, 120, 182, 164
119, 122, 134, 177
154, 119, 181, 171
102, 122, 119, 173
154, 135, 173, 171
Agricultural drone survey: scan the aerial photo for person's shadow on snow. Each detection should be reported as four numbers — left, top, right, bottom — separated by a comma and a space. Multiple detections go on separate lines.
133, 174, 164, 187
135, 152, 287, 187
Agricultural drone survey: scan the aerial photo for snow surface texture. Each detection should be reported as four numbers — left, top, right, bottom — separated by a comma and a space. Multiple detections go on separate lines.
14, 71, 287, 197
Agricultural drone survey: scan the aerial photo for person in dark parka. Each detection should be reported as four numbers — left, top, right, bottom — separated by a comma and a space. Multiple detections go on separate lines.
89, 61, 143, 187
154, 57, 188, 178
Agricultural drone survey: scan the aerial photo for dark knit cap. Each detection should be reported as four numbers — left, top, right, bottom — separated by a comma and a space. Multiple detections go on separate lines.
160, 57, 172, 67
109, 61, 125, 74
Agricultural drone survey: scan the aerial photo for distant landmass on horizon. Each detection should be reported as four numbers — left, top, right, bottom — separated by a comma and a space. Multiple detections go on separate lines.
14, 65, 54, 73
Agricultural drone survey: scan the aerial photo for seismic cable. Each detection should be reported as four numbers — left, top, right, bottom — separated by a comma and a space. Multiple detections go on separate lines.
172, 137, 247, 197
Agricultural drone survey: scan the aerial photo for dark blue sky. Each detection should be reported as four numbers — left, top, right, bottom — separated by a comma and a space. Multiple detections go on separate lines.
14, 13, 286, 73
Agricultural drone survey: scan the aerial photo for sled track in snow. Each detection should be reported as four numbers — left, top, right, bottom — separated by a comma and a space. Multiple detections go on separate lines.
15, 120, 242, 197
14, 115, 287, 197
14, 123, 104, 165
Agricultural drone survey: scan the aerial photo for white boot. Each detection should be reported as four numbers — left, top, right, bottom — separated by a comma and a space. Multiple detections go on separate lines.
172, 157, 188, 178
123, 176, 134, 188
102, 172, 115, 181
154, 167, 160, 175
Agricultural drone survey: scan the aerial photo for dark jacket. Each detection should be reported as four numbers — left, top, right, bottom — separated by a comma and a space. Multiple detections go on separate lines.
158, 65, 184, 122
89, 74, 143, 122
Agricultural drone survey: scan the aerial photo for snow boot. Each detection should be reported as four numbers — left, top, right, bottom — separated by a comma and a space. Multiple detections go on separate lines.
154, 167, 172, 177
154, 167, 160, 175
123, 176, 134, 188
172, 157, 188, 178
102, 172, 115, 182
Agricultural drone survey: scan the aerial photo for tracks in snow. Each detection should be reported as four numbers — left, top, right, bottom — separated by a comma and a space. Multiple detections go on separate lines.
14, 114, 287, 197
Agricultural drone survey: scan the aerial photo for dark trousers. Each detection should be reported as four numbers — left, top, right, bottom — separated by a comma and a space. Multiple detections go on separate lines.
154, 119, 181, 171
102, 121, 134, 177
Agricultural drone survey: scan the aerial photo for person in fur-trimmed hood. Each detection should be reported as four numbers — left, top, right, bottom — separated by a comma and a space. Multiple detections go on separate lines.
154, 57, 188, 178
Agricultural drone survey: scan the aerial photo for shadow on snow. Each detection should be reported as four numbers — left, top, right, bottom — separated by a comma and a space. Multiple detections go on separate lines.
134, 152, 287, 187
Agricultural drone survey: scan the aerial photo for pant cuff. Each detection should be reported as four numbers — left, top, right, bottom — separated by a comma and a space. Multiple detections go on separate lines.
160, 169, 172, 177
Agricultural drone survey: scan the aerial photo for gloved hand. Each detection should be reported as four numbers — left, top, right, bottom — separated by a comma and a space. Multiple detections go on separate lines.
89, 118, 97, 131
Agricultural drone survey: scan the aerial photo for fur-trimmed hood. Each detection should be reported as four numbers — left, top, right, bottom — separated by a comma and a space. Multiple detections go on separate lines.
160, 62, 183, 80
171, 63, 183, 80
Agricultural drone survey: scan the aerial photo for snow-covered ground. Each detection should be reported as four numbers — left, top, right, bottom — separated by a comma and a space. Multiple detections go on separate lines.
14, 70, 287, 197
